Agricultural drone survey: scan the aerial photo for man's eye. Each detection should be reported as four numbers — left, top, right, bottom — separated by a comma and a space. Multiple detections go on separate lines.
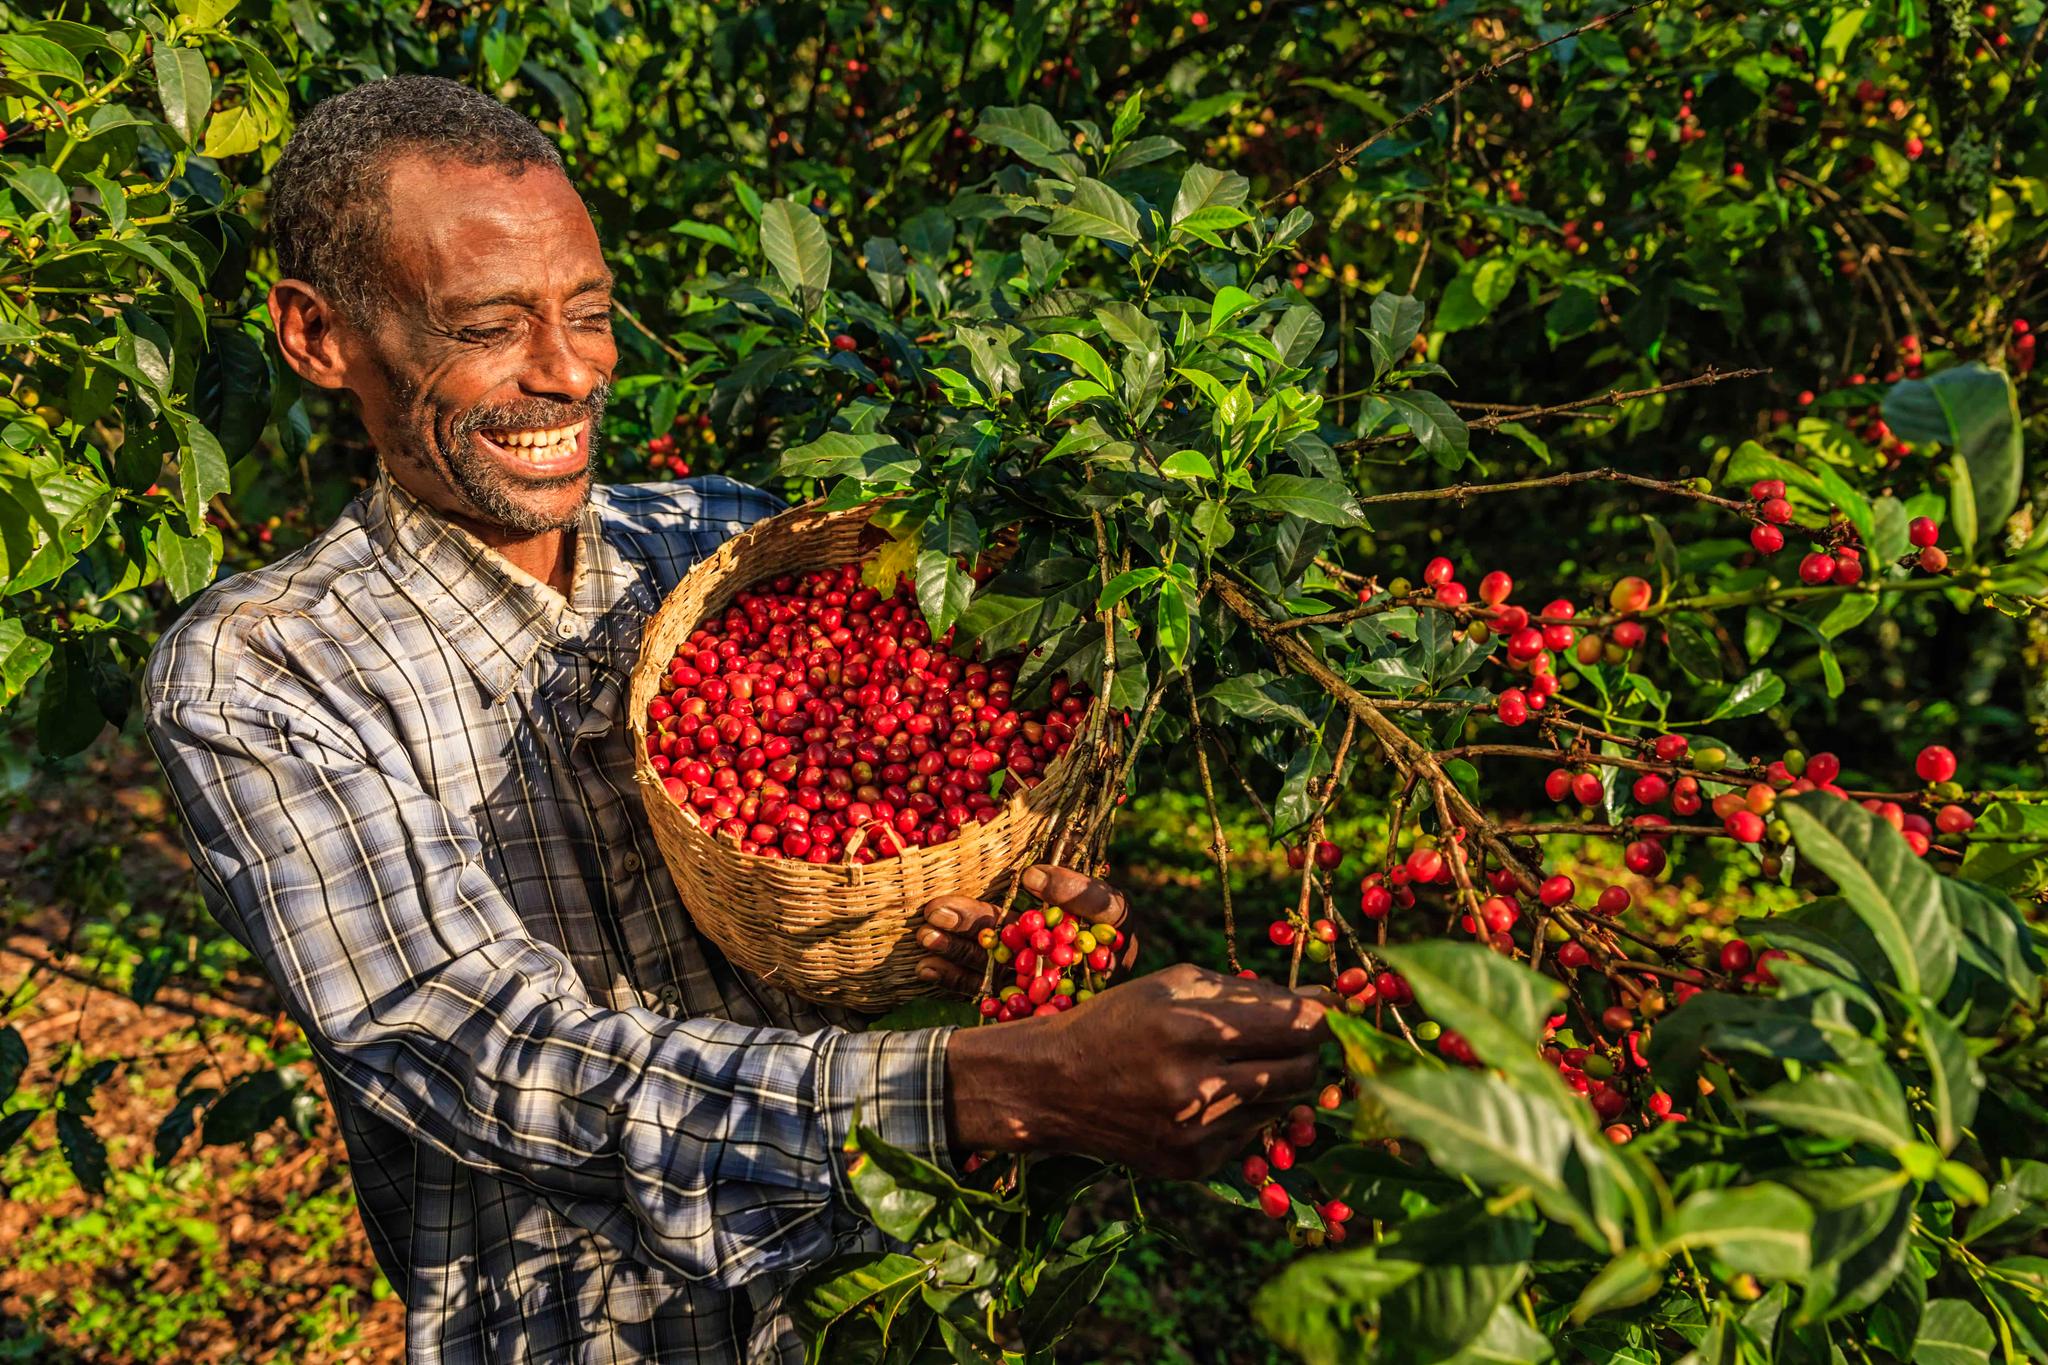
574, 310, 613, 329
459, 325, 512, 344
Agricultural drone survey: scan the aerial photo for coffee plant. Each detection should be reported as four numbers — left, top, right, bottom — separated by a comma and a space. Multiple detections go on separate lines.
5, 1, 2048, 1362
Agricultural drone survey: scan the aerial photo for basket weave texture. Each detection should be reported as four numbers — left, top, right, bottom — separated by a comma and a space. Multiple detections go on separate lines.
630, 500, 1088, 1010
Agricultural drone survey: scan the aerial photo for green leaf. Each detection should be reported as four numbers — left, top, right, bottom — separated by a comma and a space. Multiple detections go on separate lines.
1744, 1059, 1913, 1152
200, 103, 264, 158
790, 1251, 929, 1359
1252, 1246, 1419, 1365
1660, 613, 1723, 682
1171, 163, 1250, 227
1204, 672, 1316, 730
0, 615, 53, 707
1941, 877, 2043, 1004
1882, 364, 2022, 554
1273, 306, 1326, 369
759, 199, 832, 314
1382, 391, 1469, 469
1159, 449, 1216, 479
1045, 378, 1111, 419
1780, 792, 1957, 1000
1209, 285, 1260, 332
1435, 259, 1518, 332
1913, 1300, 1996, 1365
914, 550, 975, 638
172, 416, 232, 534
1358, 1067, 1616, 1251
1046, 178, 1142, 248
151, 42, 212, 145
1376, 942, 1563, 1092
1019, 1223, 1136, 1349
0, 1025, 25, 1105
1097, 566, 1162, 611
153, 523, 219, 601
56, 1111, 107, 1195
1032, 333, 1115, 393
1904, 995, 1981, 1153
1661, 1183, 1814, 1279
0, 34, 85, 88
974, 105, 1081, 178
1710, 669, 1784, 721
0, 1109, 38, 1162
1958, 803, 2048, 892
1241, 474, 1366, 526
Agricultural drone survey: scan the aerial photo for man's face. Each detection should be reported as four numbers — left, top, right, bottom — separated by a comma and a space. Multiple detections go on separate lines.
341, 155, 617, 535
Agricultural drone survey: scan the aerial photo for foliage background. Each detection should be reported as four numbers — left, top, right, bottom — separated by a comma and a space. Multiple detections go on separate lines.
2, 0, 2045, 1359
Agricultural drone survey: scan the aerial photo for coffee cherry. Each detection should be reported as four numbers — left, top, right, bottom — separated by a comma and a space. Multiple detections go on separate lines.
1624, 840, 1667, 876
1595, 885, 1631, 915
1314, 840, 1343, 870
1267, 1137, 1296, 1171
1242, 1154, 1270, 1185
1600, 1005, 1634, 1035
1908, 516, 1940, 548
1760, 497, 1794, 525
1749, 479, 1786, 501
1538, 874, 1575, 906
1693, 746, 1729, 773
1359, 884, 1393, 919
1916, 745, 1957, 783
1268, 920, 1297, 947
1750, 523, 1785, 554
1936, 804, 1975, 834
1600, 579, 1646, 618
1406, 847, 1445, 883
1652, 734, 1689, 762
1479, 571, 1514, 605
1571, 772, 1604, 806
1423, 556, 1456, 587
1805, 751, 1841, 785
1480, 896, 1519, 933
1545, 768, 1573, 802
1632, 773, 1670, 805
1556, 941, 1592, 969
1497, 687, 1531, 727
1797, 551, 1836, 585
1259, 1182, 1292, 1218
1832, 549, 1865, 585
831, 333, 859, 351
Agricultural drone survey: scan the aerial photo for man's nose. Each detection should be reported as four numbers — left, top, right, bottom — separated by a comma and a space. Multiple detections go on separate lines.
521, 316, 612, 402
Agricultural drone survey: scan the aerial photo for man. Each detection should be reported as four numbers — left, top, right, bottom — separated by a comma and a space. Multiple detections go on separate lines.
146, 75, 1326, 1363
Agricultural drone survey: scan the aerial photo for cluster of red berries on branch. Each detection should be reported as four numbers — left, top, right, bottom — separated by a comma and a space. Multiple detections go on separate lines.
644, 411, 711, 479
1242, 1088, 1354, 1241
646, 562, 1087, 861
972, 904, 1128, 1023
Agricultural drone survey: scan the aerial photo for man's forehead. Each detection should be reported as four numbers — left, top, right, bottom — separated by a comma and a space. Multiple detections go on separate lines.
377, 155, 608, 307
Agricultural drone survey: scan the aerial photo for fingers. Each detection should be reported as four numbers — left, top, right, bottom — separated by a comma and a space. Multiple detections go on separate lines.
1020, 864, 1130, 928
915, 953, 984, 996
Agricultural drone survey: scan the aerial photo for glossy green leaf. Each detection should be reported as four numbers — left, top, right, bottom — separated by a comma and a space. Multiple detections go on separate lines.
1882, 363, 2022, 554
151, 42, 212, 144
1376, 941, 1563, 1092
1781, 792, 1957, 999
759, 199, 833, 313
1046, 178, 1142, 247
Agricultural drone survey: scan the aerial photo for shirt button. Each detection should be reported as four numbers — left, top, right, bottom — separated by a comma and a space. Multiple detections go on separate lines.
654, 983, 683, 1010
622, 852, 642, 873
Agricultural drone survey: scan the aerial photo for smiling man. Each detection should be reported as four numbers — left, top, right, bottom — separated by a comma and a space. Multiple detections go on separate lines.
144, 76, 1325, 1364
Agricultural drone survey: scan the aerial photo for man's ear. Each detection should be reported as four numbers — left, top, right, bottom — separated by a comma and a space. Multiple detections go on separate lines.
269, 279, 354, 391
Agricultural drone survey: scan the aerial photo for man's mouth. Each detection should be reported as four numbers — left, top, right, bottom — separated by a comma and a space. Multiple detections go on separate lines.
473, 419, 591, 476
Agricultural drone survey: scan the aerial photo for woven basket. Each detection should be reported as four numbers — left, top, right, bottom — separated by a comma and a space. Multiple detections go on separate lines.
629, 500, 1092, 1011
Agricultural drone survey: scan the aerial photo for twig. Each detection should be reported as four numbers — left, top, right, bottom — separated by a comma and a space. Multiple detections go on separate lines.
1185, 677, 1242, 974
612, 298, 693, 369
1338, 367, 1771, 453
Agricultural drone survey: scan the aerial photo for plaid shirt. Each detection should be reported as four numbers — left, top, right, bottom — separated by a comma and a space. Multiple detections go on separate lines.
144, 474, 954, 1364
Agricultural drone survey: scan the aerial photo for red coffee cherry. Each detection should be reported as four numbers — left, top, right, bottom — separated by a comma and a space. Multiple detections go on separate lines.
1750, 523, 1785, 554
1908, 516, 1940, 548
1916, 745, 1958, 783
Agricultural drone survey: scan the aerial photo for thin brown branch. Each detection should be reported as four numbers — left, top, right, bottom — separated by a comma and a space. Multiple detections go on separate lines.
1338, 367, 1771, 453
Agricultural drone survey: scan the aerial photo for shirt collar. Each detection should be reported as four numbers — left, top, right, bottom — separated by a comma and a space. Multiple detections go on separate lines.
367, 475, 655, 702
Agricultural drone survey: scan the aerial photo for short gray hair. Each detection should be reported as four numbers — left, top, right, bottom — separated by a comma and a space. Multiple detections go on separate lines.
268, 75, 566, 321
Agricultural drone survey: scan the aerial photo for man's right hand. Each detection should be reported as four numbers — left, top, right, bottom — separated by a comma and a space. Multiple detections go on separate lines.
945, 962, 1329, 1179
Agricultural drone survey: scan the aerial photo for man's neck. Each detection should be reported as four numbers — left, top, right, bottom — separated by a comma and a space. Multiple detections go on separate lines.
474, 523, 576, 599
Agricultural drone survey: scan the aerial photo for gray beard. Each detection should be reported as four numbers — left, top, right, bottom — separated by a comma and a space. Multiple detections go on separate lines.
378, 358, 610, 534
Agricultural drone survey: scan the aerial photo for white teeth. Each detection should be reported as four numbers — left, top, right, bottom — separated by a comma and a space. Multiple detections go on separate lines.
481, 421, 586, 461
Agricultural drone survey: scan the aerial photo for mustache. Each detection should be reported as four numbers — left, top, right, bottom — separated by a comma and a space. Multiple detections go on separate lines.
453, 383, 611, 438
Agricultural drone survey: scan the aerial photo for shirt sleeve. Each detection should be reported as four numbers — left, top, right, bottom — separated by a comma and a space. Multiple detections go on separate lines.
144, 682, 954, 1289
